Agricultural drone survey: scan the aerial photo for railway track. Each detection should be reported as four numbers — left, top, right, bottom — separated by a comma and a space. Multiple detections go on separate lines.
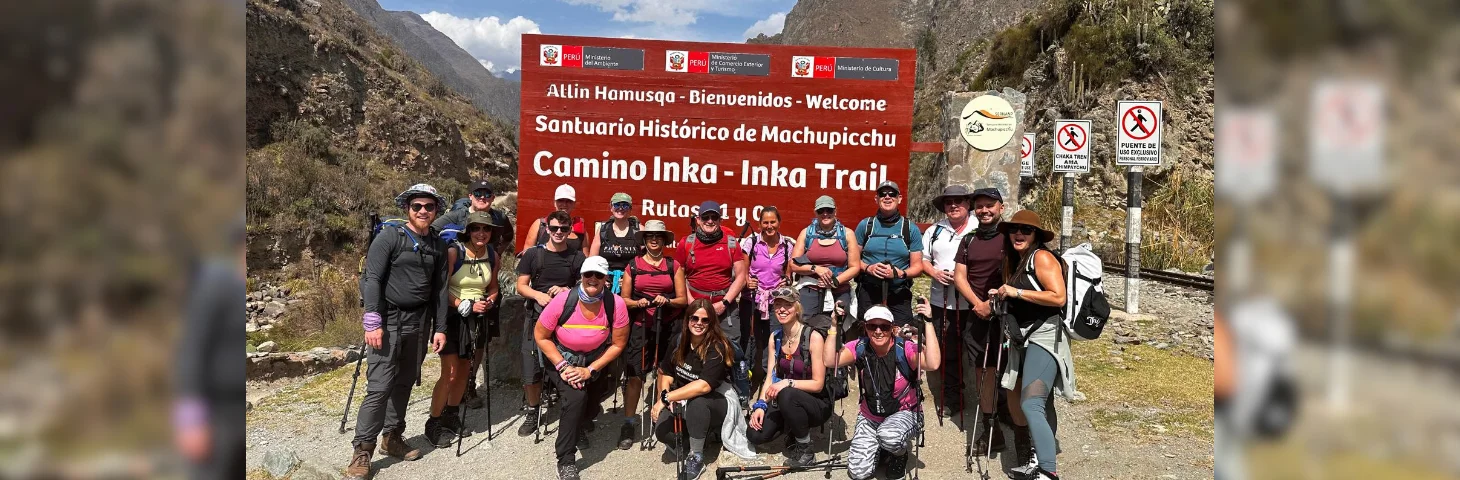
1104, 262, 1214, 291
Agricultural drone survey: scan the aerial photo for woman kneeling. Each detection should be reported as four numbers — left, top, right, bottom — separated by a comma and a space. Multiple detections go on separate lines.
651, 299, 734, 480
747, 287, 832, 466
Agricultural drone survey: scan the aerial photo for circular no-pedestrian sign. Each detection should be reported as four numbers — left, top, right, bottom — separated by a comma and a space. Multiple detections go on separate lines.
1057, 123, 1087, 151
1122, 105, 1158, 140
1020, 136, 1032, 157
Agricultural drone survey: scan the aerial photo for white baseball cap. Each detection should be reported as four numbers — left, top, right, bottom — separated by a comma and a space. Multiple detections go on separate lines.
863, 305, 895, 324
554, 184, 577, 202
581, 256, 610, 276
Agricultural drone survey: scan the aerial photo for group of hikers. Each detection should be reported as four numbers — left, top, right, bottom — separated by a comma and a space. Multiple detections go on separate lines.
347, 179, 1076, 480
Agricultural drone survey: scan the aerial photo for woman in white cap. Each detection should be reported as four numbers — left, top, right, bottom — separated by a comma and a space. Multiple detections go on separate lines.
534, 256, 629, 480
615, 219, 687, 449
525, 183, 588, 254
829, 304, 940, 480
589, 192, 642, 295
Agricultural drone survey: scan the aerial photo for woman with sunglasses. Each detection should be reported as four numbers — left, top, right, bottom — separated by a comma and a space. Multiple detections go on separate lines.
746, 287, 832, 467
738, 206, 795, 386
988, 210, 1073, 480
590, 192, 642, 295
535, 256, 630, 480
830, 304, 940, 480
615, 219, 687, 449
525, 184, 588, 254
424, 212, 501, 448
651, 299, 735, 480
790, 195, 861, 320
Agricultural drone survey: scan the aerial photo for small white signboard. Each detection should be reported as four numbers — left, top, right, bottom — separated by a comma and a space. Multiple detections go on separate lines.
1052, 119, 1091, 173
1116, 100, 1163, 166
1019, 133, 1036, 177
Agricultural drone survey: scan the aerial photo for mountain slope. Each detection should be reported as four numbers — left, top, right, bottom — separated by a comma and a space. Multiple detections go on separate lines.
245, 0, 517, 270
341, 0, 520, 123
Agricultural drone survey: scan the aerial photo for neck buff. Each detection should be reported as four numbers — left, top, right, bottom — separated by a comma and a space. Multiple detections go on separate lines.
976, 221, 1000, 240
876, 210, 902, 224
577, 286, 603, 304
814, 219, 843, 238
695, 226, 724, 244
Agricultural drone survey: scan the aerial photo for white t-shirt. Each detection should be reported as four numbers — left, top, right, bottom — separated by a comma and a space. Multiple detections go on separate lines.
922, 219, 976, 309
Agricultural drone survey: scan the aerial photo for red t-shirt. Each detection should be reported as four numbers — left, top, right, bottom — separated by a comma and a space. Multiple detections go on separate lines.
675, 234, 744, 299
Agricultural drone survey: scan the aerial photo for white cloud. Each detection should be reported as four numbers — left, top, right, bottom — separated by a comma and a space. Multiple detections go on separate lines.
506, 67, 518, 73
420, 12, 541, 73
562, 0, 744, 27
742, 11, 786, 39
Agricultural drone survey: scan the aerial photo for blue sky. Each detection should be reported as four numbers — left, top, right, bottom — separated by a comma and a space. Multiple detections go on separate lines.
378, 0, 796, 75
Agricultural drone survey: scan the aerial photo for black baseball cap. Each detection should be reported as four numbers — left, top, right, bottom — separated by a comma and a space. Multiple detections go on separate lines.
470, 180, 493, 195
971, 187, 1003, 202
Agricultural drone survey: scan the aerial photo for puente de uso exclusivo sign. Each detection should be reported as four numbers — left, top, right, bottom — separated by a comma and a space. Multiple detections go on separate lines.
517, 34, 918, 250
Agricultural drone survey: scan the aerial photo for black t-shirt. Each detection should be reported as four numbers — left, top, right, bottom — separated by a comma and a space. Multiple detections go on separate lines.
659, 339, 728, 397
517, 246, 585, 293
598, 220, 642, 270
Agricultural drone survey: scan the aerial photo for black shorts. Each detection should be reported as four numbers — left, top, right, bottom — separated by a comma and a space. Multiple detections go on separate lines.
439, 311, 475, 358
963, 313, 1007, 370
522, 300, 546, 384
624, 310, 676, 378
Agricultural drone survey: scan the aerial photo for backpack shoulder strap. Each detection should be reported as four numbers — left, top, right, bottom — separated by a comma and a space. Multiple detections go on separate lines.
892, 338, 916, 384
557, 290, 579, 327
858, 218, 873, 246
798, 324, 814, 367
900, 218, 913, 250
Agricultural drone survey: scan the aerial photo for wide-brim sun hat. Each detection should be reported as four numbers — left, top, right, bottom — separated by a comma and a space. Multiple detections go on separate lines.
395, 183, 447, 209
1000, 210, 1056, 244
465, 211, 499, 228
634, 219, 676, 243
930, 184, 975, 213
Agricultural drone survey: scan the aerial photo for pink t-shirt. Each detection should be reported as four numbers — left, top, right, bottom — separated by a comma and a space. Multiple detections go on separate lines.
538, 290, 630, 353
846, 339, 922, 423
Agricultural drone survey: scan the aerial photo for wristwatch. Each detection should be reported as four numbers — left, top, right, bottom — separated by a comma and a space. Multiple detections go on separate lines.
788, 379, 796, 389
720, 298, 731, 308
587, 365, 598, 379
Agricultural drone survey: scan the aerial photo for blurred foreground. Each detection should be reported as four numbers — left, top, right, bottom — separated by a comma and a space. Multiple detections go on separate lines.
1218, 0, 1460, 478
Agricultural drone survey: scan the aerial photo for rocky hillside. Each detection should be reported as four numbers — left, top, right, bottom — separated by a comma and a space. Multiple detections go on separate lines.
245, 0, 517, 272
341, 0, 521, 123
767, 0, 1215, 271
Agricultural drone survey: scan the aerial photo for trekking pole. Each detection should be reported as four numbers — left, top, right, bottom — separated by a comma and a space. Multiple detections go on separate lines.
640, 305, 665, 451
339, 212, 381, 434
716, 456, 845, 480
825, 300, 845, 479
935, 283, 951, 428
674, 403, 687, 478
968, 311, 994, 478
484, 311, 493, 441
985, 298, 1007, 462
338, 342, 366, 434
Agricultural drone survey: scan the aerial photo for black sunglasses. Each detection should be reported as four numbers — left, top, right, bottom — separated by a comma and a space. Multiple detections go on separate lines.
816, 208, 835, 215
612, 202, 631, 211
1009, 225, 1037, 235
688, 315, 711, 324
876, 191, 898, 199
548, 225, 571, 233
865, 322, 894, 332
409, 203, 438, 212
467, 225, 491, 233
644, 233, 667, 241
699, 213, 721, 222
582, 272, 606, 280
471, 190, 492, 198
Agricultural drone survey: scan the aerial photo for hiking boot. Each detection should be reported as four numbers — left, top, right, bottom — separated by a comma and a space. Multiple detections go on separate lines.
1010, 465, 1059, 480
884, 452, 909, 480
463, 382, 485, 409
617, 421, 636, 450
442, 406, 467, 437
378, 430, 421, 461
783, 440, 816, 467
343, 442, 373, 480
424, 416, 451, 448
990, 416, 1007, 454
518, 407, 540, 437
679, 452, 705, 480
557, 463, 581, 480
1013, 425, 1035, 469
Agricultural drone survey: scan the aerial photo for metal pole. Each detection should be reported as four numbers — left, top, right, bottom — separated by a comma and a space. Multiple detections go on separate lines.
1060, 172, 1075, 251
1327, 195, 1354, 412
1125, 167, 1143, 314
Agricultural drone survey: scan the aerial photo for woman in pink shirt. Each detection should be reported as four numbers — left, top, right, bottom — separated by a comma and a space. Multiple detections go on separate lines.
829, 304, 940, 480
534, 256, 629, 480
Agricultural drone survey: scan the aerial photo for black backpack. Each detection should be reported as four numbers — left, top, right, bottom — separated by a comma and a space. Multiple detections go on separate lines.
854, 337, 917, 418
553, 290, 618, 361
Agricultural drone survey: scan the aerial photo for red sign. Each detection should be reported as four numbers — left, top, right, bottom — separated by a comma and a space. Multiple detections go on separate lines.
1058, 123, 1087, 151
518, 34, 917, 252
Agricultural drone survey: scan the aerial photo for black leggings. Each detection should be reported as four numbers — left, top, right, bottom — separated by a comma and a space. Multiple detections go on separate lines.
550, 369, 613, 466
746, 388, 832, 445
654, 395, 728, 445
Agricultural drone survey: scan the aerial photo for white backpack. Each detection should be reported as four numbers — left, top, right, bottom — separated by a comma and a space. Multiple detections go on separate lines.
1025, 243, 1110, 341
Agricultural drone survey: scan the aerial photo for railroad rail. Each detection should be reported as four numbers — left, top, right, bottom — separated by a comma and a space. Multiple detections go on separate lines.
1104, 262, 1214, 291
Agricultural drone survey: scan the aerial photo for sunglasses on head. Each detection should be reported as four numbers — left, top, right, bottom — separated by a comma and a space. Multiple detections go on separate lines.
582, 271, 605, 280
877, 191, 898, 199
688, 314, 711, 324
865, 322, 894, 332
699, 213, 721, 222
548, 225, 571, 233
471, 190, 492, 198
611, 202, 631, 211
409, 202, 438, 212
467, 225, 490, 233
1009, 225, 1037, 235
816, 208, 835, 215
